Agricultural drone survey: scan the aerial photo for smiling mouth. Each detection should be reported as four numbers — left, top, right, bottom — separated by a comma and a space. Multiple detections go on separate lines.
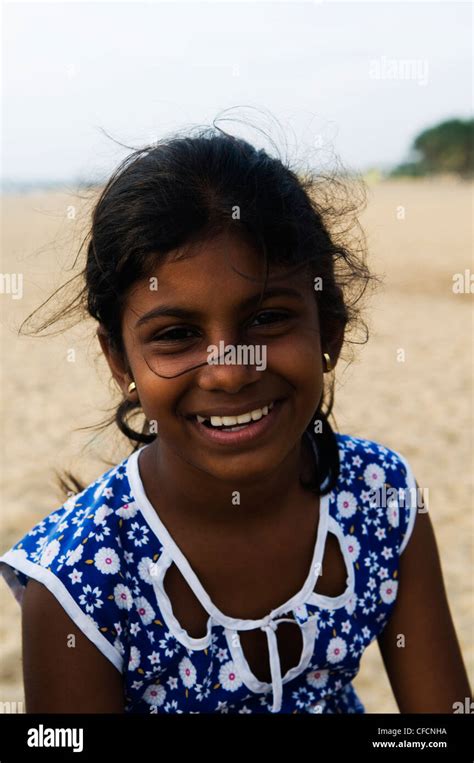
185, 398, 286, 444
190, 400, 276, 431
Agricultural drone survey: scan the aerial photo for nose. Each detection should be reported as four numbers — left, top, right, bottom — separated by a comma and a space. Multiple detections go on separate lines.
196, 328, 266, 392
197, 360, 263, 393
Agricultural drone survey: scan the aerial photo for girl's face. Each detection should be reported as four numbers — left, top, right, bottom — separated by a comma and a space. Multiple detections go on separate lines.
100, 230, 342, 485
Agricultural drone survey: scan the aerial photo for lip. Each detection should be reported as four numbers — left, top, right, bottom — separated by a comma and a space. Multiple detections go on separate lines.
186, 398, 286, 447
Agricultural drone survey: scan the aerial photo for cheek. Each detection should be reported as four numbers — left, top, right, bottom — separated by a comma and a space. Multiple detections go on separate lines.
123, 335, 191, 433
270, 339, 323, 416
134, 365, 185, 427
270, 332, 322, 381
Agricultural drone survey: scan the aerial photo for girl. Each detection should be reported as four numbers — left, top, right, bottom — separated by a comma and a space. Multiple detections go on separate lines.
0, 127, 471, 714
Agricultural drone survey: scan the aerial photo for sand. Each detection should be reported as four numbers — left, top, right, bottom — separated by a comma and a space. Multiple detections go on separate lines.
0, 178, 472, 712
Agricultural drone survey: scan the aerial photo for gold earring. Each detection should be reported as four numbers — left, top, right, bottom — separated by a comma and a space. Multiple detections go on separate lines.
127, 381, 136, 394
323, 352, 333, 373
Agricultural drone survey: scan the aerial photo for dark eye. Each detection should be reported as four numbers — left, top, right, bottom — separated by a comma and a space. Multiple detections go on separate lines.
250, 310, 291, 327
150, 327, 198, 343
149, 311, 292, 345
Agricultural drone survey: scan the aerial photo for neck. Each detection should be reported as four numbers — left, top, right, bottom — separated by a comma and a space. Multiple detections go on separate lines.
138, 434, 318, 532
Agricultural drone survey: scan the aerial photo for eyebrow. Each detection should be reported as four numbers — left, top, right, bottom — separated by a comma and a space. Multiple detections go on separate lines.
134, 286, 303, 328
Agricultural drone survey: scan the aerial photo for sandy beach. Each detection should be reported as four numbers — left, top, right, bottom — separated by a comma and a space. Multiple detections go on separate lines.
0, 178, 472, 712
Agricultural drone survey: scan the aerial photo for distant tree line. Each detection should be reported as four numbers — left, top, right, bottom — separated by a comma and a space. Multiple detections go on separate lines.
390, 118, 473, 179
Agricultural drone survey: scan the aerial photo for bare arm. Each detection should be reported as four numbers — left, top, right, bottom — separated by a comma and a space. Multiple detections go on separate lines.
22, 579, 125, 713
377, 484, 472, 712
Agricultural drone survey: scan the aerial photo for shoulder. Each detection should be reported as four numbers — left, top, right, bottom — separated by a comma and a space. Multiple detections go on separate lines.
332, 432, 419, 556
0, 453, 139, 673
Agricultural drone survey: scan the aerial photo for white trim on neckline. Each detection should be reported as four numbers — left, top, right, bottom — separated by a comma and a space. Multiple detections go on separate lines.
126, 447, 332, 629
307, 515, 355, 609
125, 436, 358, 713
225, 616, 319, 694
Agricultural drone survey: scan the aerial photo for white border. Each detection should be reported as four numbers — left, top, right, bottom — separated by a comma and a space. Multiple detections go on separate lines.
225, 616, 319, 695
0, 550, 124, 674
126, 436, 361, 713
307, 514, 355, 609
392, 451, 419, 555
127, 447, 331, 629
151, 550, 213, 650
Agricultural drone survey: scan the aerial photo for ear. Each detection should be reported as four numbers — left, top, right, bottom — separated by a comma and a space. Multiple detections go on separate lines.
324, 320, 346, 369
97, 324, 134, 396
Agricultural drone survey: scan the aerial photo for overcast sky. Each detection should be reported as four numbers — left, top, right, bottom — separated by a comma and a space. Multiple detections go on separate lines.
2, 1, 472, 185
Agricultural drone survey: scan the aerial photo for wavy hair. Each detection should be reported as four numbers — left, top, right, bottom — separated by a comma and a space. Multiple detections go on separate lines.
19, 114, 381, 498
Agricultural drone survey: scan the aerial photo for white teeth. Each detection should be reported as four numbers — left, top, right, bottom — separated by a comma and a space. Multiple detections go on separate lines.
196, 401, 275, 428
236, 412, 252, 424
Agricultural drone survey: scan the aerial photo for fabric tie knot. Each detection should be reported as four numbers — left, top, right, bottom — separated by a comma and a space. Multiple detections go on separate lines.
260, 618, 278, 633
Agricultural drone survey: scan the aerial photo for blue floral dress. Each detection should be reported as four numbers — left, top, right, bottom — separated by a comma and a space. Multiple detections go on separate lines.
0, 433, 418, 714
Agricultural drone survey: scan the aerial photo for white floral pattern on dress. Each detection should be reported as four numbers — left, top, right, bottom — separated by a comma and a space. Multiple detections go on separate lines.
0, 433, 417, 714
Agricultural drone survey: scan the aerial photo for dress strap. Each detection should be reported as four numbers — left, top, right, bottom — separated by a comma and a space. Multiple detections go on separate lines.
260, 616, 301, 713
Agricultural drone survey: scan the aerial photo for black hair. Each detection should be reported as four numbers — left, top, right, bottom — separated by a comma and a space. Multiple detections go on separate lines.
19, 113, 381, 499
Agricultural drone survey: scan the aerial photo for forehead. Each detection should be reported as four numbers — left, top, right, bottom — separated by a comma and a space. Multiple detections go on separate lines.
123, 230, 313, 320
